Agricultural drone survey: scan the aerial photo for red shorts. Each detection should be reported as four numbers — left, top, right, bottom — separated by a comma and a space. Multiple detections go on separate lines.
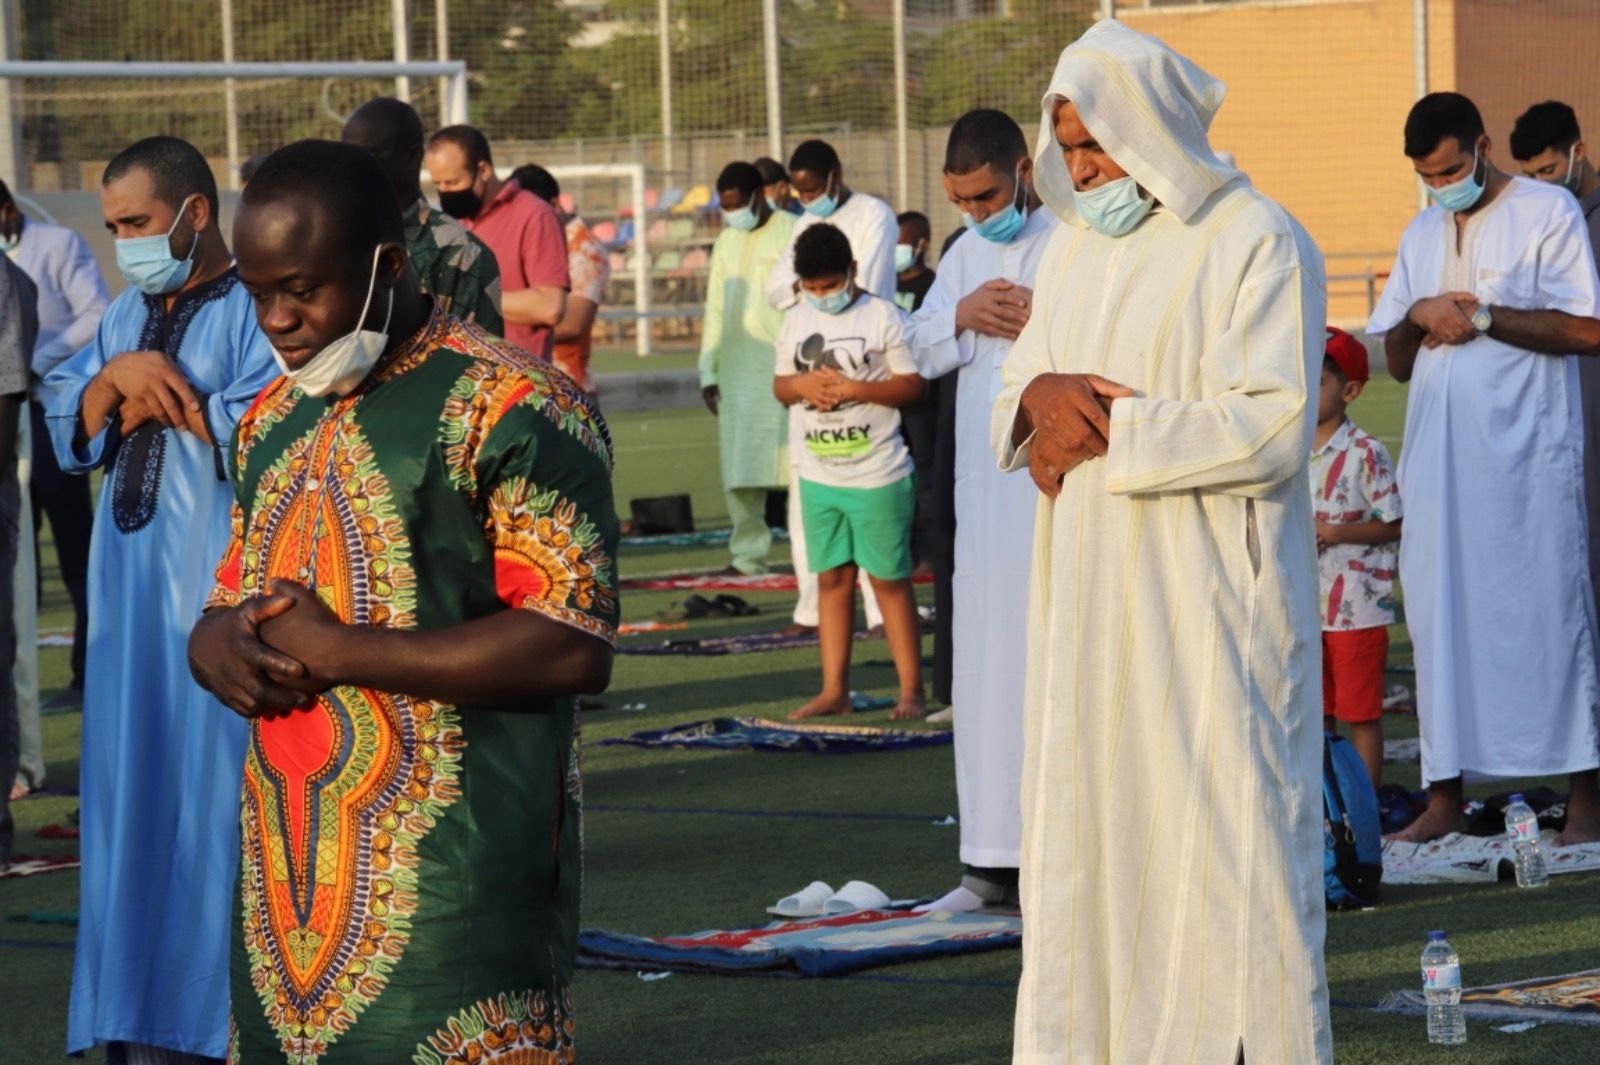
1322, 627, 1388, 724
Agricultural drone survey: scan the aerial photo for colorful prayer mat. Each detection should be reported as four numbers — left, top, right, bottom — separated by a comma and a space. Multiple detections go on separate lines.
622, 571, 933, 592
0, 854, 80, 879
594, 716, 950, 754
621, 628, 870, 655
617, 620, 689, 636
1379, 968, 1600, 1027
1382, 831, 1600, 884
578, 906, 1020, 978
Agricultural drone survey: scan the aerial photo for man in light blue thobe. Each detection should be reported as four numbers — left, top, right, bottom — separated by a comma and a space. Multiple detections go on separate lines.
45, 136, 278, 1064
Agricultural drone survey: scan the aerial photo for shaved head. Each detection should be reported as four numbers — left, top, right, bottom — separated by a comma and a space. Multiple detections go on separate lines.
342, 97, 426, 205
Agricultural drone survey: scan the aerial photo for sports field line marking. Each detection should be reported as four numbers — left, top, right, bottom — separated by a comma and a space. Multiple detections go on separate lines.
617, 441, 720, 454
0, 938, 72, 951
842, 974, 1016, 990
586, 803, 951, 824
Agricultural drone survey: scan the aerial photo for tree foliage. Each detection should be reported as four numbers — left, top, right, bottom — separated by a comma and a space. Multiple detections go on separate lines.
15, 0, 1091, 170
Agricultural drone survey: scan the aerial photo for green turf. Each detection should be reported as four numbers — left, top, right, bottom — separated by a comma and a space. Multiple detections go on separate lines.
6, 377, 1599, 1063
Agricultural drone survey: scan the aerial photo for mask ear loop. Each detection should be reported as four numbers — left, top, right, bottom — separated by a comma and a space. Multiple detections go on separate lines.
169, 194, 200, 264
353, 244, 384, 333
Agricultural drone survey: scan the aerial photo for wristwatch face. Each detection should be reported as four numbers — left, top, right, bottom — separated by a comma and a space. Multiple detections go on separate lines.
1471, 307, 1492, 333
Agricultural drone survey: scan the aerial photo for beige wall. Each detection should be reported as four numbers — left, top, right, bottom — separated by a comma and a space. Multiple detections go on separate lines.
1123, 0, 1432, 322
1455, 0, 1600, 165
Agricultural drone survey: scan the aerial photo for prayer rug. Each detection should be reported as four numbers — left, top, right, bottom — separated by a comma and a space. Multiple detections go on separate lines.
622, 571, 933, 592
1382, 831, 1600, 885
1379, 969, 1600, 1027
617, 620, 689, 636
578, 906, 1020, 978
1382, 737, 1420, 764
594, 716, 950, 754
34, 824, 79, 840
0, 854, 80, 879
621, 629, 870, 655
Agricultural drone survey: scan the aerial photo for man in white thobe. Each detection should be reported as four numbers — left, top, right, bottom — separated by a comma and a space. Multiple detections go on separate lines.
993, 22, 1330, 1063
1369, 92, 1600, 845
908, 109, 1057, 912
766, 140, 896, 632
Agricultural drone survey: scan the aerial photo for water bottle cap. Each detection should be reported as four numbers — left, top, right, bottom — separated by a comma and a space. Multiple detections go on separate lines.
1509, 793, 1525, 804
1427, 930, 1446, 941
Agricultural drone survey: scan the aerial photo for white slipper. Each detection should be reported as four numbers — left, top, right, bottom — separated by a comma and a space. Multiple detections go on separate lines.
822, 879, 892, 915
766, 880, 835, 918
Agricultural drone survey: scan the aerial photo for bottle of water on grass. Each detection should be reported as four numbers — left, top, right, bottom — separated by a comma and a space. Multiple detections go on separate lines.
1421, 930, 1466, 1045
1504, 793, 1549, 888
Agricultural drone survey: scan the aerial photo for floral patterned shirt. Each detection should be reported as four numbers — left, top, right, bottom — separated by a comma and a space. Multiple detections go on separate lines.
552, 216, 610, 391
1311, 417, 1402, 631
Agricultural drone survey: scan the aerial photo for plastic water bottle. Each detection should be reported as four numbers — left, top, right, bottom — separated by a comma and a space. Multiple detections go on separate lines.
1504, 793, 1549, 889
1421, 930, 1466, 1045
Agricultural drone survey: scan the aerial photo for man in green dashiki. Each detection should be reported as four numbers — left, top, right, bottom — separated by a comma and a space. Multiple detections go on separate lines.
343, 98, 504, 334
188, 139, 617, 1065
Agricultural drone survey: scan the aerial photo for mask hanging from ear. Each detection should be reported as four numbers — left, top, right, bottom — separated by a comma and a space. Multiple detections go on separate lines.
272, 246, 395, 398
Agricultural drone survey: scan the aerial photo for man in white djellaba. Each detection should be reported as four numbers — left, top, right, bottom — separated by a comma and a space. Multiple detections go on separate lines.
1369, 92, 1600, 845
992, 21, 1332, 1064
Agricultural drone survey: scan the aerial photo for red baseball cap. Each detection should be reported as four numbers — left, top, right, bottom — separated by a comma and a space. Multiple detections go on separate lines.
1324, 326, 1368, 384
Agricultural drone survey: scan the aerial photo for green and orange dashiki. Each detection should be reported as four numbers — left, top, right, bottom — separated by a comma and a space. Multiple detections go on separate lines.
208, 303, 618, 1064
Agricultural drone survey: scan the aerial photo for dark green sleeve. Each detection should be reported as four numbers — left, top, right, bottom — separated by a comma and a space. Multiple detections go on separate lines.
472, 371, 618, 643
464, 231, 505, 335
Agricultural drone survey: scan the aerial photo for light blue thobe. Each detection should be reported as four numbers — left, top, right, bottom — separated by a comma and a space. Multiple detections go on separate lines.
45, 269, 278, 1059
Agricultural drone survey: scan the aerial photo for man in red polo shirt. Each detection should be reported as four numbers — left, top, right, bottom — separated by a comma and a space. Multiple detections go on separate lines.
425, 124, 569, 359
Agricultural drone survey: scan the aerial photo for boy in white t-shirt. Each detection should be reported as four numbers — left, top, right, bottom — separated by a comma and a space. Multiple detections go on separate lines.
774, 224, 928, 721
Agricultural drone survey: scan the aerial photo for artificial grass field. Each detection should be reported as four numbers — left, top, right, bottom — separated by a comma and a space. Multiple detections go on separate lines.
4, 376, 1599, 1063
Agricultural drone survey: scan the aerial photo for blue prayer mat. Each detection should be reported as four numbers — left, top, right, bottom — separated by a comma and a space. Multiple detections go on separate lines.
578, 906, 1020, 978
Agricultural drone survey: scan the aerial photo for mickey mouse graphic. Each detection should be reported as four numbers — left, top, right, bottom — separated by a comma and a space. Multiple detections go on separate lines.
796, 332, 869, 410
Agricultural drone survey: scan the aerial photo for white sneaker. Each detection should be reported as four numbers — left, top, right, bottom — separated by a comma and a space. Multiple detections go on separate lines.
925, 706, 954, 725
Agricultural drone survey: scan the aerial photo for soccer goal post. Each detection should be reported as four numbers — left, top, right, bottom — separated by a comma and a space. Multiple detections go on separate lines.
545, 163, 651, 358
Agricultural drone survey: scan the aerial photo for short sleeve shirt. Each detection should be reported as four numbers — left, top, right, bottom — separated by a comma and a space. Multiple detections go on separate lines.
775, 291, 917, 489
463, 181, 571, 359
1311, 418, 1402, 630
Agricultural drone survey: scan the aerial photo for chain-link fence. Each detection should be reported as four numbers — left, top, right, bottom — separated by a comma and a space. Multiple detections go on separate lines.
4, 1, 1599, 336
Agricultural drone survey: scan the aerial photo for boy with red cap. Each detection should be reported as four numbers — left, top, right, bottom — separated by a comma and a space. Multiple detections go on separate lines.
1313, 327, 1403, 788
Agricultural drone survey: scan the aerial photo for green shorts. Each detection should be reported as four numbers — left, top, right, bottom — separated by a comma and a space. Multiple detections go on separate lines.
798, 475, 915, 580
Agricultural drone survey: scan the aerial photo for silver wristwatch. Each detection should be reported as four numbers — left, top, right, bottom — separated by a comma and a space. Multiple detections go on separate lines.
1470, 305, 1493, 336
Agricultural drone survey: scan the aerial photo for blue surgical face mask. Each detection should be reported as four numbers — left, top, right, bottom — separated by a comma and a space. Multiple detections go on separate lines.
722, 204, 759, 231
115, 194, 199, 295
0, 233, 18, 255
803, 174, 840, 218
1427, 145, 1485, 213
963, 168, 1029, 244
894, 243, 918, 273
804, 283, 853, 315
1073, 176, 1155, 238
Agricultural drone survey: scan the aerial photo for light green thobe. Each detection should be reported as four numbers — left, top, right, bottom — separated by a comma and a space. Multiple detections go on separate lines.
699, 210, 796, 491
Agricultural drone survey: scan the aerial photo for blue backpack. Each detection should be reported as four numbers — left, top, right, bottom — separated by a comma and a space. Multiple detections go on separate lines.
1323, 732, 1382, 909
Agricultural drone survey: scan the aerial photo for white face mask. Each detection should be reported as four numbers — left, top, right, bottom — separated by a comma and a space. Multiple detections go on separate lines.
272, 246, 394, 398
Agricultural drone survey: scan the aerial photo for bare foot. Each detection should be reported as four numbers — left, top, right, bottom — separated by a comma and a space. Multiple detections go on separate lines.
1384, 805, 1468, 843
1556, 773, 1600, 846
1555, 804, 1600, 846
789, 693, 851, 720
8, 780, 28, 802
890, 693, 927, 721
778, 623, 818, 638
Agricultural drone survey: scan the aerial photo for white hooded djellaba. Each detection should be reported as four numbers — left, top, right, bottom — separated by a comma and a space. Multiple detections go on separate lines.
991, 21, 1332, 1064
